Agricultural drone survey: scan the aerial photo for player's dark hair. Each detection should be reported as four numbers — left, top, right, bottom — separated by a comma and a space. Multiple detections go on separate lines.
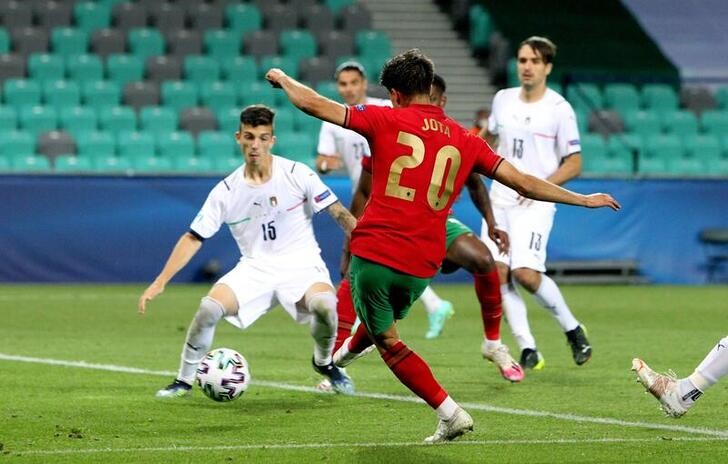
334, 61, 366, 80
432, 73, 446, 94
380, 48, 434, 97
240, 105, 275, 129
519, 36, 557, 64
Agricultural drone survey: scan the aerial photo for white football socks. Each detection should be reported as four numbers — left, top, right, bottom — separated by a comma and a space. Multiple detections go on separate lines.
419, 286, 443, 314
532, 274, 579, 332
308, 292, 338, 366
178, 296, 225, 384
501, 282, 536, 351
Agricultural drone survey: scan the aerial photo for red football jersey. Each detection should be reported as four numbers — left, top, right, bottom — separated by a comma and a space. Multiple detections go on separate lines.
345, 103, 503, 278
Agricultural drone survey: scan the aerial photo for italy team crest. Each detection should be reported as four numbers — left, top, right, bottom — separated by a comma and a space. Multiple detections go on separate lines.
269, 196, 278, 207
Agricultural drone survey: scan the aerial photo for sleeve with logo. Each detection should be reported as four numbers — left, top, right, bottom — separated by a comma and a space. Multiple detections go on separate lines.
555, 99, 581, 158
294, 164, 339, 213
190, 181, 228, 239
344, 104, 391, 138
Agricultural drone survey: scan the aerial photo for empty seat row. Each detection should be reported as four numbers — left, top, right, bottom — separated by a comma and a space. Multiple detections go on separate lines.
583, 108, 728, 138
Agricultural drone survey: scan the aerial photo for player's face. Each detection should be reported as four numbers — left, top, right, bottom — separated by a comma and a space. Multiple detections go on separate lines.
336, 70, 368, 105
236, 124, 275, 165
517, 45, 552, 90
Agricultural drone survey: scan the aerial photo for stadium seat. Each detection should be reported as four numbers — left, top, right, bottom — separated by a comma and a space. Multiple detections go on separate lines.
1, 2, 32, 30
275, 131, 315, 166
0, 130, 36, 160
548, 83, 563, 96
37, 130, 76, 158
224, 3, 262, 36
73, 2, 111, 34
716, 86, 728, 110
293, 109, 321, 134
0, 155, 8, 171
82, 80, 121, 111
139, 106, 178, 137
172, 155, 214, 173
112, 2, 148, 34
622, 109, 661, 138
106, 54, 144, 87
11, 155, 51, 172
180, 107, 217, 136
300, 5, 334, 32
54, 154, 93, 172
43, 80, 81, 110
641, 134, 683, 175
66, 54, 104, 83
187, 3, 224, 31
11, 27, 49, 55
264, 5, 298, 34
680, 85, 716, 114
318, 30, 355, 60
603, 83, 641, 113
161, 80, 199, 112
280, 30, 317, 62
98, 106, 136, 132
0, 54, 25, 82
148, 3, 185, 38
28, 53, 65, 83
200, 81, 236, 113
244, 30, 278, 58
51, 27, 88, 57
156, 131, 195, 160
35, 1, 73, 29
316, 82, 340, 102
166, 29, 202, 58
59, 106, 97, 136
204, 29, 241, 60
131, 154, 173, 172
355, 30, 392, 62
700, 110, 728, 135
128, 28, 165, 61
145, 55, 182, 83
641, 84, 678, 112
660, 110, 699, 136
220, 56, 257, 83
0, 105, 17, 132
76, 130, 115, 159
587, 110, 624, 137
468, 4, 492, 51
19, 105, 57, 136
340, 4, 372, 33
685, 134, 722, 166
197, 130, 236, 159
123, 81, 160, 110
237, 81, 278, 108
215, 107, 241, 134
184, 55, 221, 84
92, 155, 130, 172
566, 83, 603, 113
4, 79, 41, 109
607, 133, 642, 172
117, 130, 155, 160
90, 28, 126, 58
259, 56, 298, 80
325, 0, 356, 14
578, 133, 609, 175
213, 155, 240, 172
274, 107, 295, 132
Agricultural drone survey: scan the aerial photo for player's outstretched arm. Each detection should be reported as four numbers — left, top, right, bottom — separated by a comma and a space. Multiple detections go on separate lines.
465, 173, 509, 254
138, 232, 203, 314
265, 68, 347, 126
325, 201, 357, 237
492, 160, 621, 210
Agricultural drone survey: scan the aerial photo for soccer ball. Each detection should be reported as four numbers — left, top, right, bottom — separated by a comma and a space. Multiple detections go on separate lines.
196, 347, 251, 402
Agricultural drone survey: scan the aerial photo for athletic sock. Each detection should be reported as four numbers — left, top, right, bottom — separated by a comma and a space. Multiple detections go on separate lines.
308, 292, 338, 366
347, 319, 374, 353
178, 296, 225, 384
474, 270, 502, 342
435, 396, 459, 420
333, 278, 357, 353
419, 286, 442, 314
501, 282, 536, 351
381, 340, 448, 410
688, 336, 728, 393
532, 274, 579, 332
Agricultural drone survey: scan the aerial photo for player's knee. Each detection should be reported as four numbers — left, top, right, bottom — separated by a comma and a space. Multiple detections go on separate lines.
307, 292, 337, 318
512, 268, 540, 292
195, 296, 226, 327
469, 252, 496, 273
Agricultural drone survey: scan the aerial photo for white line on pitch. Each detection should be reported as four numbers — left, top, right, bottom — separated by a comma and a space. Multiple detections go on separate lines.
2, 352, 727, 440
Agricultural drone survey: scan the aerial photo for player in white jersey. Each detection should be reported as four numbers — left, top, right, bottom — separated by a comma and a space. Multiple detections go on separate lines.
481, 37, 591, 370
138, 105, 359, 397
316, 61, 455, 340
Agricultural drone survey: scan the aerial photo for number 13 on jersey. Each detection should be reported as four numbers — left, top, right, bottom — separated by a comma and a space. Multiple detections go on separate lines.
385, 131, 462, 211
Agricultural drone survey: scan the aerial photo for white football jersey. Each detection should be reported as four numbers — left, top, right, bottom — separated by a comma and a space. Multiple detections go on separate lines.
190, 155, 338, 261
317, 96, 391, 188
488, 87, 581, 207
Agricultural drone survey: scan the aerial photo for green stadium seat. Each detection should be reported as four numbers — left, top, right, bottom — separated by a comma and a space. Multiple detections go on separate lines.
0, 28, 9, 54
4, 79, 41, 109
139, 106, 178, 137
685, 134, 722, 165
660, 110, 699, 136
468, 4, 492, 51
131, 155, 173, 173
106, 54, 144, 87
161, 81, 198, 112
315, 82, 339, 102
0, 155, 10, 171
641, 84, 678, 112
700, 110, 728, 135
42, 80, 81, 110
273, 107, 295, 131
54, 155, 93, 173
622, 109, 661, 138
98, 106, 136, 132
172, 155, 214, 173
117, 130, 155, 160
98, 0, 129, 8
92, 155, 130, 172
566, 83, 603, 113
213, 156, 241, 172
716, 86, 728, 110
76, 131, 115, 159
11, 155, 51, 172
28, 54, 65, 83
603, 83, 641, 113
0, 131, 36, 160
200, 81, 237, 113
325, 0, 356, 14
293, 108, 321, 134
184, 55, 220, 84
666, 150, 708, 176
607, 133, 643, 167
259, 56, 298, 80
220, 56, 257, 83
548, 83, 563, 96
238, 81, 277, 107
128, 28, 165, 61
19, 106, 57, 136
73, 2, 111, 34
156, 131, 195, 160
225, 3, 263, 36
0, 105, 17, 132
506, 57, 518, 87
280, 30, 317, 62
51, 28, 89, 57
59, 106, 97, 136
66, 54, 104, 83
641, 134, 683, 175
82, 80, 121, 111
574, 109, 588, 134
197, 130, 236, 159
216, 107, 242, 134
274, 131, 316, 167
203, 29, 241, 60
579, 133, 609, 175
601, 141, 635, 176
355, 30, 392, 62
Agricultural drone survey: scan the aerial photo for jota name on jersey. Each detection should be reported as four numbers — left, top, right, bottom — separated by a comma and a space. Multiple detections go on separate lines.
421, 118, 451, 137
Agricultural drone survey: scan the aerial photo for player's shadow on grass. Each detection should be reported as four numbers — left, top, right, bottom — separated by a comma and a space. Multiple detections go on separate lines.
354, 446, 470, 464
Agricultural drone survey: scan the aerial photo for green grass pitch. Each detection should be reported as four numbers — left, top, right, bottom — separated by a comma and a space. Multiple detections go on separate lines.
1, 284, 727, 463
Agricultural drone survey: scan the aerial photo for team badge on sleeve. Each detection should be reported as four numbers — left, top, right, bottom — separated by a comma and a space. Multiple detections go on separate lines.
314, 190, 331, 203
355, 104, 365, 112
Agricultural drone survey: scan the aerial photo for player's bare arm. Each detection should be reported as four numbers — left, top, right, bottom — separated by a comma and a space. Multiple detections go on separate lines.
547, 152, 582, 186
265, 68, 347, 126
325, 200, 357, 236
315, 154, 343, 174
138, 232, 203, 314
465, 173, 509, 254
350, 168, 372, 219
491, 160, 621, 210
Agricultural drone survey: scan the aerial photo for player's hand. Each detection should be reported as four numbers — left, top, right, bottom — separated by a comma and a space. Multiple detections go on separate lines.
584, 193, 621, 211
489, 227, 510, 255
265, 68, 287, 88
138, 281, 165, 314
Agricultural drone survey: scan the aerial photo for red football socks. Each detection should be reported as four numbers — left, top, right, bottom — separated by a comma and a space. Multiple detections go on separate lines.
475, 270, 502, 340
334, 278, 357, 353
381, 341, 448, 409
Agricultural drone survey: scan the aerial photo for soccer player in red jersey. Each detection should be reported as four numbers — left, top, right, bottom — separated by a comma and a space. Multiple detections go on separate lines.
266, 49, 620, 443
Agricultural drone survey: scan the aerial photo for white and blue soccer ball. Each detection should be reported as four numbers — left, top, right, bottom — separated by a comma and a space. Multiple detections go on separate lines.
196, 347, 251, 402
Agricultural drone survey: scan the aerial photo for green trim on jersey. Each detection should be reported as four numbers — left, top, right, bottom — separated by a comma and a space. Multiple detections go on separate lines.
445, 216, 474, 249
349, 255, 430, 335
